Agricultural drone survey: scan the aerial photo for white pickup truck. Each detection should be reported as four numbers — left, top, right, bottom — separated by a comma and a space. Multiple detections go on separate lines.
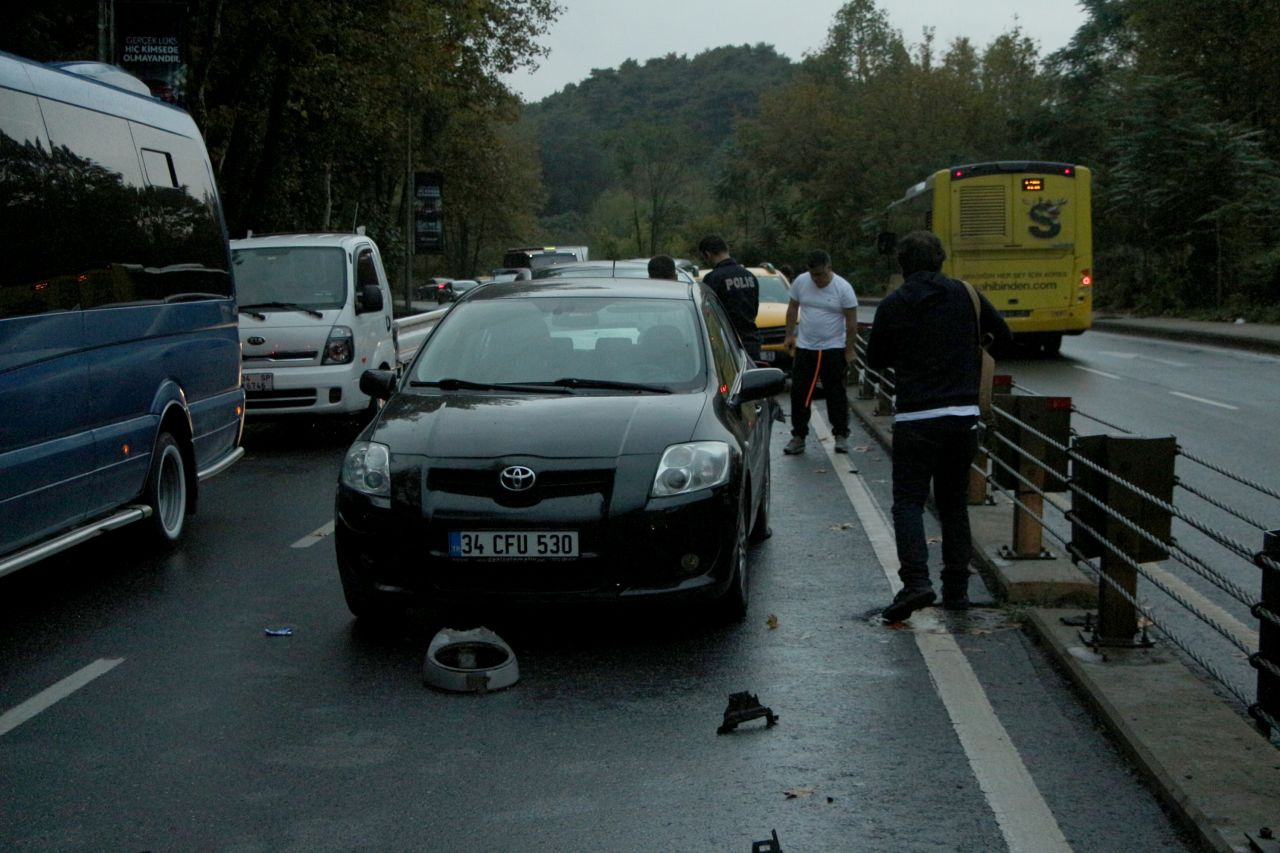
232, 233, 442, 418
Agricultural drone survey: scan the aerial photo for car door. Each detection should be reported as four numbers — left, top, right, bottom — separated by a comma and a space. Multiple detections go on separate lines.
352, 243, 393, 370
701, 293, 769, 503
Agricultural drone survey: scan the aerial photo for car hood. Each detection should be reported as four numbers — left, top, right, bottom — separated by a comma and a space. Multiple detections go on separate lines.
239, 310, 338, 359
371, 390, 711, 458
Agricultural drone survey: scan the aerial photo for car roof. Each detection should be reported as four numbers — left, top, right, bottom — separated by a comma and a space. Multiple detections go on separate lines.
466, 277, 696, 302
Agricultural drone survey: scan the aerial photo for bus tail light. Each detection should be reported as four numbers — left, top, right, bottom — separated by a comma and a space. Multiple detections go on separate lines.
1080, 269, 1093, 287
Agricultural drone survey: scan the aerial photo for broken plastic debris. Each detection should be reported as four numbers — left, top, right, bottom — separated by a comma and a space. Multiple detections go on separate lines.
783, 786, 816, 799
263, 627, 293, 637
716, 691, 778, 734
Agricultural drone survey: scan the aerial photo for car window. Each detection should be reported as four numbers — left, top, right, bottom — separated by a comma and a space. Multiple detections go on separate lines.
701, 294, 743, 391
412, 296, 705, 389
356, 248, 379, 289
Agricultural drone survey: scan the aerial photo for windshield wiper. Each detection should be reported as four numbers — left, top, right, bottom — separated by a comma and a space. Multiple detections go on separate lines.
546, 377, 672, 394
410, 378, 568, 394
239, 307, 267, 321
238, 301, 324, 318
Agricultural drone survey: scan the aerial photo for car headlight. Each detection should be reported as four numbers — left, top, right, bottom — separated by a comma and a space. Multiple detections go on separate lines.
341, 441, 391, 497
323, 325, 354, 364
651, 441, 730, 497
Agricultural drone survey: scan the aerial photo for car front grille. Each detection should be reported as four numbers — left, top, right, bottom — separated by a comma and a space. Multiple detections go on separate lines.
427, 467, 614, 503
758, 326, 786, 345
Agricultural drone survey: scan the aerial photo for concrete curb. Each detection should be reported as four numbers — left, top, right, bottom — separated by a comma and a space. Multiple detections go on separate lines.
846, 394, 1280, 853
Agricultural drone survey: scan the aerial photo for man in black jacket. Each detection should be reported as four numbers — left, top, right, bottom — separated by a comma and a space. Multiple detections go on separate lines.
699, 235, 760, 359
866, 231, 1012, 622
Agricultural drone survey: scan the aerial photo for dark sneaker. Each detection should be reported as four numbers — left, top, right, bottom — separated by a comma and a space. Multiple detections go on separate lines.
882, 587, 936, 623
783, 436, 806, 455
833, 435, 849, 453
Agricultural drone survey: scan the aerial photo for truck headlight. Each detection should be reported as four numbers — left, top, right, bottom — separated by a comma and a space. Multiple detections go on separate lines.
651, 441, 729, 497
323, 325, 354, 364
341, 441, 391, 497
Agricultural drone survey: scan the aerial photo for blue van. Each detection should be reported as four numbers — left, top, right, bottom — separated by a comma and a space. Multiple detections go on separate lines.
0, 52, 244, 576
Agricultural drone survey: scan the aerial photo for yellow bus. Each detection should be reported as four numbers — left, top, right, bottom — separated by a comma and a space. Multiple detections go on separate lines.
878, 161, 1092, 354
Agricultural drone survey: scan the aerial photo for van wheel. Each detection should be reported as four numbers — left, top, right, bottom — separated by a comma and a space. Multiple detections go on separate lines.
144, 432, 188, 544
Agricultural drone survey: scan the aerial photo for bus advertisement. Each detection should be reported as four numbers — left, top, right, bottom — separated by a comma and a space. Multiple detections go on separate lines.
878, 161, 1092, 354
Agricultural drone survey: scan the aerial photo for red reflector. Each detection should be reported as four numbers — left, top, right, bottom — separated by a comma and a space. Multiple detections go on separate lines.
1080, 269, 1093, 287
1063, 167, 1074, 176
1048, 397, 1072, 411
719, 384, 729, 394
953, 169, 965, 178
992, 374, 1014, 387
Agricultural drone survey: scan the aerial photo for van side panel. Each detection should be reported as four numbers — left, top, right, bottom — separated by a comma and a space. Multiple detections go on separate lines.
0, 51, 245, 566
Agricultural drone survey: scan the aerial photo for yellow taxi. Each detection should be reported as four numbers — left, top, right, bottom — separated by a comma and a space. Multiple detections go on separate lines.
749, 264, 792, 370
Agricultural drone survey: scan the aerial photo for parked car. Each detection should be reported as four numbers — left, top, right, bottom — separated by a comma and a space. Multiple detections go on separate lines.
336, 278, 785, 623
534, 259, 697, 284
416, 277, 454, 302
751, 265, 793, 370
434, 278, 482, 303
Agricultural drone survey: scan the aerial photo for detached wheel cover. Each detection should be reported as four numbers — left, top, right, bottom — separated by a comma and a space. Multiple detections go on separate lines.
423, 627, 519, 692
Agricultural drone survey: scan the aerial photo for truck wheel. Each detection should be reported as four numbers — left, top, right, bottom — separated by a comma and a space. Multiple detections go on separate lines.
144, 432, 188, 544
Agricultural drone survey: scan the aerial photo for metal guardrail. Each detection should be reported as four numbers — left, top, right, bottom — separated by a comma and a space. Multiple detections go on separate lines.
850, 328, 1280, 742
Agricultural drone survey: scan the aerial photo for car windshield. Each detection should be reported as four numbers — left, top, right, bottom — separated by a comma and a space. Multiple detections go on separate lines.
757, 274, 790, 304
411, 296, 706, 391
232, 247, 347, 310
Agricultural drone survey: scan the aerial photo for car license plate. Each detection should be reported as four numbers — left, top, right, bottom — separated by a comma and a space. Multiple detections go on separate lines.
449, 531, 578, 559
758, 351, 775, 361
244, 372, 274, 393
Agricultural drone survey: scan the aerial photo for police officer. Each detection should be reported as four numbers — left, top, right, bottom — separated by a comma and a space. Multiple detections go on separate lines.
698, 235, 760, 359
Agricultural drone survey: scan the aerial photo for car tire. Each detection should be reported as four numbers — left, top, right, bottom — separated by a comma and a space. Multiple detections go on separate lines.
715, 500, 749, 622
143, 431, 187, 545
336, 544, 403, 624
749, 466, 772, 543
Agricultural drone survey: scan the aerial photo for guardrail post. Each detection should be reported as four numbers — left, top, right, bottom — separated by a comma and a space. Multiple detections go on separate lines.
874, 369, 894, 417
968, 375, 1013, 505
1070, 436, 1176, 647
1251, 529, 1280, 736
993, 395, 1071, 558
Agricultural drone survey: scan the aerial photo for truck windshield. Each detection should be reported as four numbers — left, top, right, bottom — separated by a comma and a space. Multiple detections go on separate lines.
232, 247, 347, 310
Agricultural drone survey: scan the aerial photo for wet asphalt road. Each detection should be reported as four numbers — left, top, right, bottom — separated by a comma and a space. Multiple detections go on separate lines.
0, 412, 1199, 851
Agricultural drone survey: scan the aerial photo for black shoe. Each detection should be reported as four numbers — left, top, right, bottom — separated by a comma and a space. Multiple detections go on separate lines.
882, 587, 936, 623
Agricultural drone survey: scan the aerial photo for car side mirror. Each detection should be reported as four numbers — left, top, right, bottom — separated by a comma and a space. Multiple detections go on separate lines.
359, 368, 397, 400
357, 284, 383, 314
728, 366, 786, 408
876, 231, 897, 256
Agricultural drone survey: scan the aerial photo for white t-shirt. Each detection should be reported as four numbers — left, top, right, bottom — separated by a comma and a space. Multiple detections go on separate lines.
790, 272, 858, 350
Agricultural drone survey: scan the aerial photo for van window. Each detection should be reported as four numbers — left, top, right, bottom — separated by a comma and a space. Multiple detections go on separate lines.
141, 147, 177, 187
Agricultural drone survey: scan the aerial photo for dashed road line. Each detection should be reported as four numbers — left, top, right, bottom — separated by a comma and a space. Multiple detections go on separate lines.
810, 412, 1073, 852
1073, 366, 1121, 379
0, 658, 124, 736
291, 520, 335, 549
1169, 391, 1238, 410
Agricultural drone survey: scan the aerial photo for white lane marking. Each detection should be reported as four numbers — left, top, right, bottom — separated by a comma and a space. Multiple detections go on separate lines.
1095, 351, 1189, 368
291, 520, 336, 549
1143, 563, 1257, 650
0, 658, 124, 736
811, 413, 1072, 852
1169, 391, 1238, 411
1073, 366, 1121, 379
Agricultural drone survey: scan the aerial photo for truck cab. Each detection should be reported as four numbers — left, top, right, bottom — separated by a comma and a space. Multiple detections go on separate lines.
233, 233, 397, 417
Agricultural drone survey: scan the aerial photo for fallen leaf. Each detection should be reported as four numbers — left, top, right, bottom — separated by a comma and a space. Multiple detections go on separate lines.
853, 446, 872, 453
784, 786, 816, 799
926, 536, 942, 544
766, 614, 779, 629
829, 522, 855, 531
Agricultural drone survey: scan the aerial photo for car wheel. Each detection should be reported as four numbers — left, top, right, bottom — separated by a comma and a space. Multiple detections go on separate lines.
715, 500, 749, 622
749, 465, 772, 543
143, 431, 187, 544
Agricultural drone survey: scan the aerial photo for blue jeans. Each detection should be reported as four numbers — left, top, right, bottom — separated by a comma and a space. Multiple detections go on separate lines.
890, 416, 980, 590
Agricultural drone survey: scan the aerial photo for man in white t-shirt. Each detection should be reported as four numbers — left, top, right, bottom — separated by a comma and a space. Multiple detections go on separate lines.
782, 249, 859, 455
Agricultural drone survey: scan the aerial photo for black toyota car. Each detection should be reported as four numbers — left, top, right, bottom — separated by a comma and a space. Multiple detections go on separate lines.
335, 278, 784, 624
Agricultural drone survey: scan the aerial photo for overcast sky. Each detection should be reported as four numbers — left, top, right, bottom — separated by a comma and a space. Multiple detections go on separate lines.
503, 0, 1086, 102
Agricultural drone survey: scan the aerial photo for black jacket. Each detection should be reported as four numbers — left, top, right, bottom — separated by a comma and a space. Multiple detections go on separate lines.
865, 271, 1013, 414
702, 258, 759, 349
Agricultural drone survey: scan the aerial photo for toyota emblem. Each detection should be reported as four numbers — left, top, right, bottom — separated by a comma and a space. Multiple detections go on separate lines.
499, 465, 537, 492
